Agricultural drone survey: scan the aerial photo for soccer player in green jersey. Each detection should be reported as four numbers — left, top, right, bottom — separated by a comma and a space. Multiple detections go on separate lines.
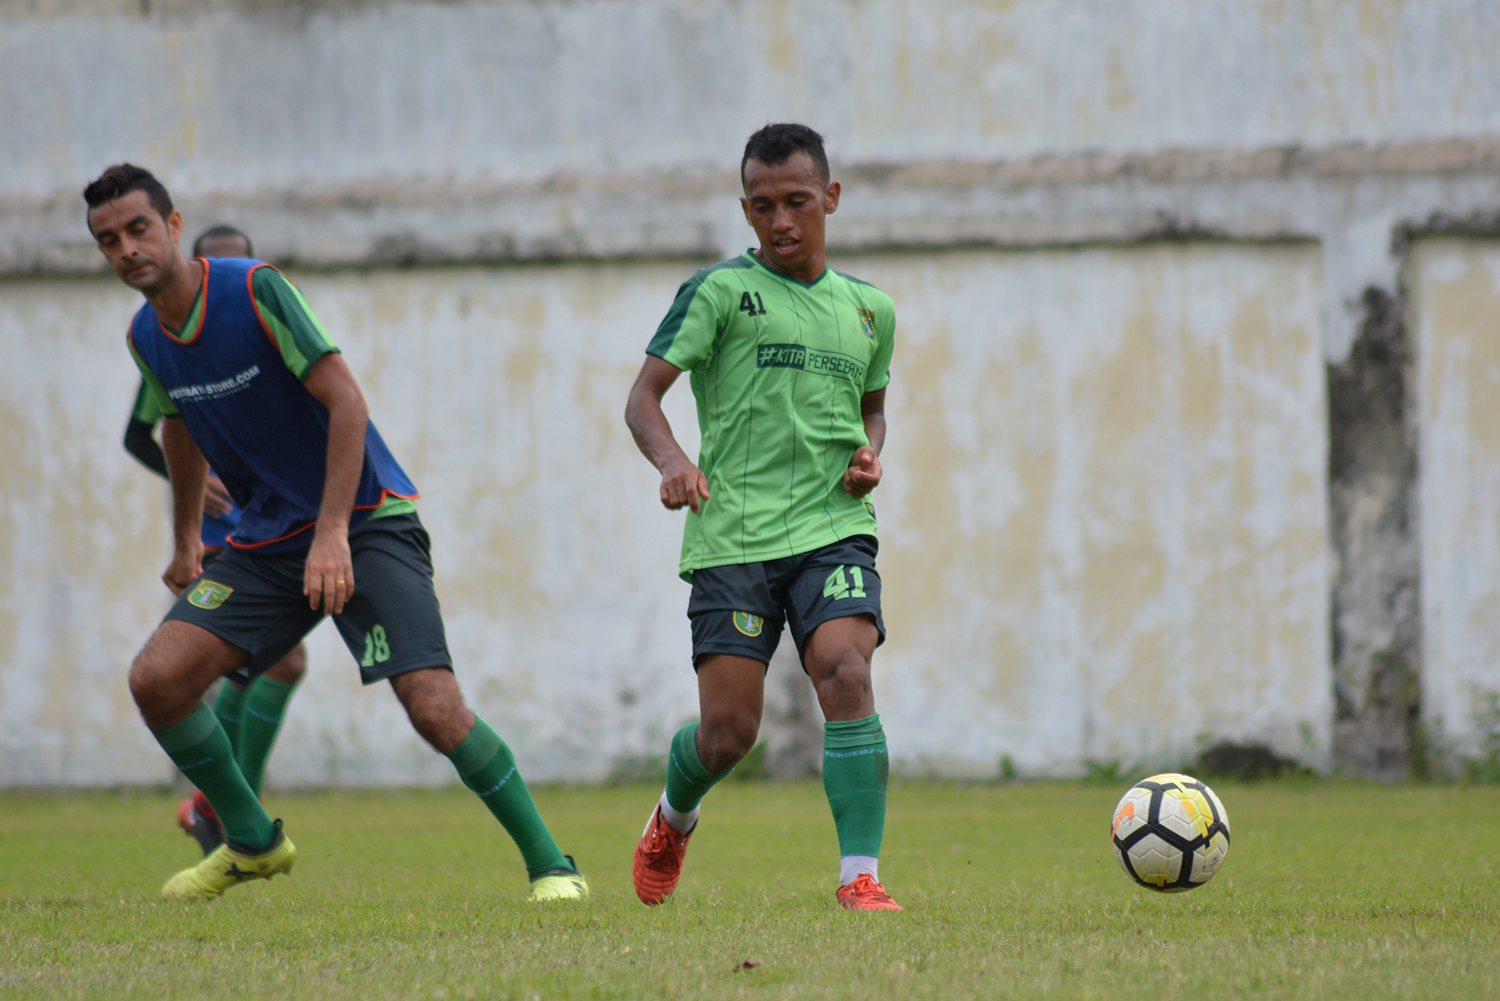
123, 225, 310, 856
626, 124, 901, 912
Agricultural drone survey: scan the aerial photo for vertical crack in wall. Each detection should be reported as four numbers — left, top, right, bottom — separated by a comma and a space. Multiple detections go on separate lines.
1327, 286, 1422, 781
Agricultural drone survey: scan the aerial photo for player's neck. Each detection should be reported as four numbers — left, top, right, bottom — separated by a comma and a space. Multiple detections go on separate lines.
754, 247, 826, 285
147, 256, 204, 332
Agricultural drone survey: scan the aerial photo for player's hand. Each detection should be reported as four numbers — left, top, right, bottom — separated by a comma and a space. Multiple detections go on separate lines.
304, 526, 354, 614
203, 474, 234, 518
660, 457, 711, 513
163, 544, 203, 596
843, 446, 882, 498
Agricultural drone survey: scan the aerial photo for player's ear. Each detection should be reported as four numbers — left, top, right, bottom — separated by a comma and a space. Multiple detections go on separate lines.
740, 195, 754, 226
166, 208, 184, 245
824, 181, 841, 215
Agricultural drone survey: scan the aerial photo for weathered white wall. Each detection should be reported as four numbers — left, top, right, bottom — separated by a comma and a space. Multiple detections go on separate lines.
0, 244, 1332, 784
863, 244, 1332, 775
0, 278, 176, 783
2, 0, 1497, 783
6, 0, 1500, 196
1411, 238, 1500, 759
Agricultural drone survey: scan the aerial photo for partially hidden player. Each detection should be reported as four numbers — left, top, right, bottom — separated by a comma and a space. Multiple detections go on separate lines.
124, 224, 308, 857
87, 164, 588, 902
624, 124, 901, 911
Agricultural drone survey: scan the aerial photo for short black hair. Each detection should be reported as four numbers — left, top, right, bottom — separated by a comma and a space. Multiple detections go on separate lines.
192, 225, 253, 258
741, 123, 830, 185
83, 164, 173, 233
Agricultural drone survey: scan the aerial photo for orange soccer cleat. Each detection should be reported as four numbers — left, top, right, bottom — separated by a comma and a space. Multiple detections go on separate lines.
176, 791, 225, 856
632, 804, 694, 905
836, 873, 904, 912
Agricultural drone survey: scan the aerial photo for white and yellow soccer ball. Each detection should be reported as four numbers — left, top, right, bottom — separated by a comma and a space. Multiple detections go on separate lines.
1110, 773, 1230, 892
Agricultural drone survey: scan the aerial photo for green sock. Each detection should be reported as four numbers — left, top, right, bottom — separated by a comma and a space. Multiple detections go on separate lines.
447, 718, 570, 877
151, 703, 275, 848
213, 681, 248, 752
237, 676, 296, 796
822, 714, 888, 857
664, 722, 731, 813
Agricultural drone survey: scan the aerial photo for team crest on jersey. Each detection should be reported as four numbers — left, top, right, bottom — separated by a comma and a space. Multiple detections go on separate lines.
856, 309, 877, 338
733, 611, 764, 637
187, 579, 234, 610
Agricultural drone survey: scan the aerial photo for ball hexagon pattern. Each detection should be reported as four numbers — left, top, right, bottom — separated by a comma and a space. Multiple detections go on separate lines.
1110, 772, 1230, 892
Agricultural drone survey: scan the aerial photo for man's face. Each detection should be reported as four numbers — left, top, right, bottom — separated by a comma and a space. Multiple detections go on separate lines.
194, 233, 250, 258
88, 190, 184, 294
740, 151, 840, 275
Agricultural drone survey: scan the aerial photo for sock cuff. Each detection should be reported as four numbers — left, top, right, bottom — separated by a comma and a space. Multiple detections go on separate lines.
252, 676, 297, 696
824, 714, 885, 751
446, 717, 504, 777
246, 676, 297, 712
152, 703, 221, 753
214, 682, 248, 713
670, 722, 725, 785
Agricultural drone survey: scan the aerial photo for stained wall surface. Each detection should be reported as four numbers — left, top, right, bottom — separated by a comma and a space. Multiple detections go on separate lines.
859, 244, 1331, 775
3, 0, 1492, 784
5, 0, 1500, 198
0, 243, 1332, 785
1410, 239, 1500, 759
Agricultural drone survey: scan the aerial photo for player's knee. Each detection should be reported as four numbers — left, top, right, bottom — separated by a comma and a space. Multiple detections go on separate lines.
266, 644, 307, 685
811, 648, 873, 714
698, 714, 760, 773
391, 668, 471, 752
128, 651, 169, 711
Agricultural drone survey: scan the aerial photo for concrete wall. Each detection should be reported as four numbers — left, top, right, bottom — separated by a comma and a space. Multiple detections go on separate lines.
860, 243, 1332, 775
2, 0, 1498, 783
1410, 239, 1500, 760
0, 244, 1333, 785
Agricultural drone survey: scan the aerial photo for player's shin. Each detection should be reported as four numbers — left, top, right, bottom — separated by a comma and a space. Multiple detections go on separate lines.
236, 676, 296, 796
151, 703, 276, 848
661, 722, 731, 831
446, 717, 571, 876
822, 714, 888, 883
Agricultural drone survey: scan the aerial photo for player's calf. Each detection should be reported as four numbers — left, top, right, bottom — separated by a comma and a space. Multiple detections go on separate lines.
399, 674, 586, 900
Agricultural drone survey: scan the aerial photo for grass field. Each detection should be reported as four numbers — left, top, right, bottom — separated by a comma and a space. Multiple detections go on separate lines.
2, 781, 1499, 1000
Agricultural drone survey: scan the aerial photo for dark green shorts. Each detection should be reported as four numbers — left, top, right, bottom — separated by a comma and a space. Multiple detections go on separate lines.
165, 513, 451, 687
686, 534, 885, 669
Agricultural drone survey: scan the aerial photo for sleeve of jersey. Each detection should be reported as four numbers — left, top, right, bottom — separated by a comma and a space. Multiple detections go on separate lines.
864, 300, 895, 393
645, 278, 720, 371
130, 377, 164, 423
250, 267, 342, 380
128, 341, 178, 419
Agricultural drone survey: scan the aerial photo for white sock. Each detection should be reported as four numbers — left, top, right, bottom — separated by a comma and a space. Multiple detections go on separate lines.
657, 790, 699, 834
840, 855, 879, 886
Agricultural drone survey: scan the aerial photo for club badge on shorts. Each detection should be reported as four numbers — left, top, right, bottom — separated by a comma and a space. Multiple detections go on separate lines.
187, 579, 234, 609
733, 611, 764, 637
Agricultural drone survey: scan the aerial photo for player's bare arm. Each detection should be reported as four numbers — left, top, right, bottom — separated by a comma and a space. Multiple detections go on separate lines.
203, 474, 234, 517
844, 389, 886, 498
301, 353, 369, 615
160, 417, 208, 595
625, 355, 710, 513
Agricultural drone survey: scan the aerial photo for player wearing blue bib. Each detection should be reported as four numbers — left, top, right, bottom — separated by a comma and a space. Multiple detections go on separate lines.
87, 164, 587, 903
123, 225, 310, 857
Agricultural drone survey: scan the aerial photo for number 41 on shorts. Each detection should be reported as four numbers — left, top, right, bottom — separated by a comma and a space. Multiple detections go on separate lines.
823, 565, 867, 600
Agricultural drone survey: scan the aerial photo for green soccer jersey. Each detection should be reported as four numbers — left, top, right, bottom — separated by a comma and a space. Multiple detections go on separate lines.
647, 250, 896, 579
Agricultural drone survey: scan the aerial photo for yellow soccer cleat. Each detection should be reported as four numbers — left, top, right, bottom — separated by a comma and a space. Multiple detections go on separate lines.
528, 855, 589, 902
161, 821, 296, 902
